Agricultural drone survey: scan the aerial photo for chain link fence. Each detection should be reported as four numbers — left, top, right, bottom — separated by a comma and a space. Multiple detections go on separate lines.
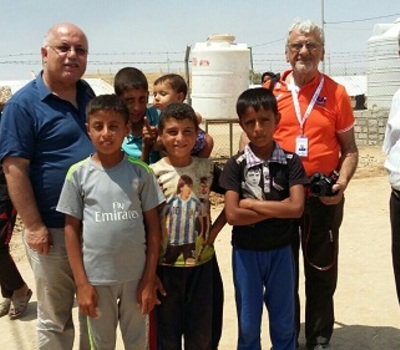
1, 45, 394, 160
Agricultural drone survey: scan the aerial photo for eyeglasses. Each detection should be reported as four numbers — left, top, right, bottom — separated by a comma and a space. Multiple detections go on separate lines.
288, 42, 322, 52
48, 45, 88, 57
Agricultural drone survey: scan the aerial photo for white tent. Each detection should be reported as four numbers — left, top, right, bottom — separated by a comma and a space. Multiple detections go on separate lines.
332, 75, 367, 97
84, 78, 114, 96
0, 80, 31, 95
0, 78, 113, 97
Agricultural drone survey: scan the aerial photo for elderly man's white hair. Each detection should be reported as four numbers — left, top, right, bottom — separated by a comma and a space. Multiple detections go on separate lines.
286, 19, 325, 46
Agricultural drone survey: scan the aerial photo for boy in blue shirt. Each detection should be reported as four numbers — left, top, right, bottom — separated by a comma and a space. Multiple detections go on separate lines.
219, 88, 308, 350
114, 67, 162, 164
114, 68, 214, 163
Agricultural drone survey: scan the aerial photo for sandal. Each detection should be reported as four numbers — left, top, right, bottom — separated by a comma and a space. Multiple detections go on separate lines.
0, 298, 11, 317
9, 289, 32, 320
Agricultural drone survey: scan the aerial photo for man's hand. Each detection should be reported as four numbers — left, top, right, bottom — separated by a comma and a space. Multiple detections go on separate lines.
25, 226, 52, 254
320, 182, 345, 206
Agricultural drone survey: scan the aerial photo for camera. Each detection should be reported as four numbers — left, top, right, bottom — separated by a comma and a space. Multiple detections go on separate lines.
309, 170, 339, 197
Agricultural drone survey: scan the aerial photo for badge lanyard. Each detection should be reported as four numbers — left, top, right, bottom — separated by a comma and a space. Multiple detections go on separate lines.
289, 75, 324, 134
289, 75, 324, 157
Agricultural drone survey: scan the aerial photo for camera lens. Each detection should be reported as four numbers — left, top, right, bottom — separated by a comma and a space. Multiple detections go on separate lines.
310, 181, 328, 197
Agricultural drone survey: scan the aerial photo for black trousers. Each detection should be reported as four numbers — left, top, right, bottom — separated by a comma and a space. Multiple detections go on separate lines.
291, 196, 344, 347
0, 200, 24, 298
211, 253, 224, 350
156, 260, 213, 350
390, 191, 400, 305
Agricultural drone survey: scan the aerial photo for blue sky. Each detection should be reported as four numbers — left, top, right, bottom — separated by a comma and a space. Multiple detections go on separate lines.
1, 0, 400, 80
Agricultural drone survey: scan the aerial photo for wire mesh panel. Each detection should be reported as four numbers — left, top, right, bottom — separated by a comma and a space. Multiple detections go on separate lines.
203, 119, 242, 160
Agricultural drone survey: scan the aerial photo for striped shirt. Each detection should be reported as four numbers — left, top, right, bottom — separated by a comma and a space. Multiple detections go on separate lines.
150, 157, 216, 267
165, 194, 201, 245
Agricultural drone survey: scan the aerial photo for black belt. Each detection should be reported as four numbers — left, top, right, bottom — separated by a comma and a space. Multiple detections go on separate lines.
392, 187, 400, 199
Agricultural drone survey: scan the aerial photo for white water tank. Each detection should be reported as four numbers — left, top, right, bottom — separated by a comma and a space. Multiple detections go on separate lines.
367, 18, 400, 109
191, 34, 250, 120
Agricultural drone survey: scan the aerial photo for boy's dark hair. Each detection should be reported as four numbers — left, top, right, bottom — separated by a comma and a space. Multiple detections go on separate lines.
177, 174, 194, 192
86, 94, 129, 123
261, 71, 276, 83
261, 71, 280, 91
114, 67, 148, 96
158, 102, 198, 132
154, 74, 188, 99
236, 88, 278, 119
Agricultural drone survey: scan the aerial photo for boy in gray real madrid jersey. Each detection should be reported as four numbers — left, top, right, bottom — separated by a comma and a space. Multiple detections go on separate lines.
56, 95, 165, 350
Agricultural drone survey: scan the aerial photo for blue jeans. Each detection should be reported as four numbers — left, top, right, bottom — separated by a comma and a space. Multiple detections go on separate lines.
156, 260, 213, 350
233, 246, 296, 350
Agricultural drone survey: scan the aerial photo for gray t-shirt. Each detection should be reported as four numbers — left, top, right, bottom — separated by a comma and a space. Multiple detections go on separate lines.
57, 155, 165, 285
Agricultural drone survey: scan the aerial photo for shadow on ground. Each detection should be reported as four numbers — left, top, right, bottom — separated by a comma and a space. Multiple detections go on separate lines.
297, 321, 400, 349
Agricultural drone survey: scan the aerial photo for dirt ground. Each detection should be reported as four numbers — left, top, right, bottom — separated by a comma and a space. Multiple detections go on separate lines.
2, 145, 400, 350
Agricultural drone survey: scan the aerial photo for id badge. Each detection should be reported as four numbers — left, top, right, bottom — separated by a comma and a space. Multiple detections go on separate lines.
295, 136, 308, 157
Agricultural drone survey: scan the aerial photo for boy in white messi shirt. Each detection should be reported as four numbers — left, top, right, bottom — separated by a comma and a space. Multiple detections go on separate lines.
150, 102, 226, 350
